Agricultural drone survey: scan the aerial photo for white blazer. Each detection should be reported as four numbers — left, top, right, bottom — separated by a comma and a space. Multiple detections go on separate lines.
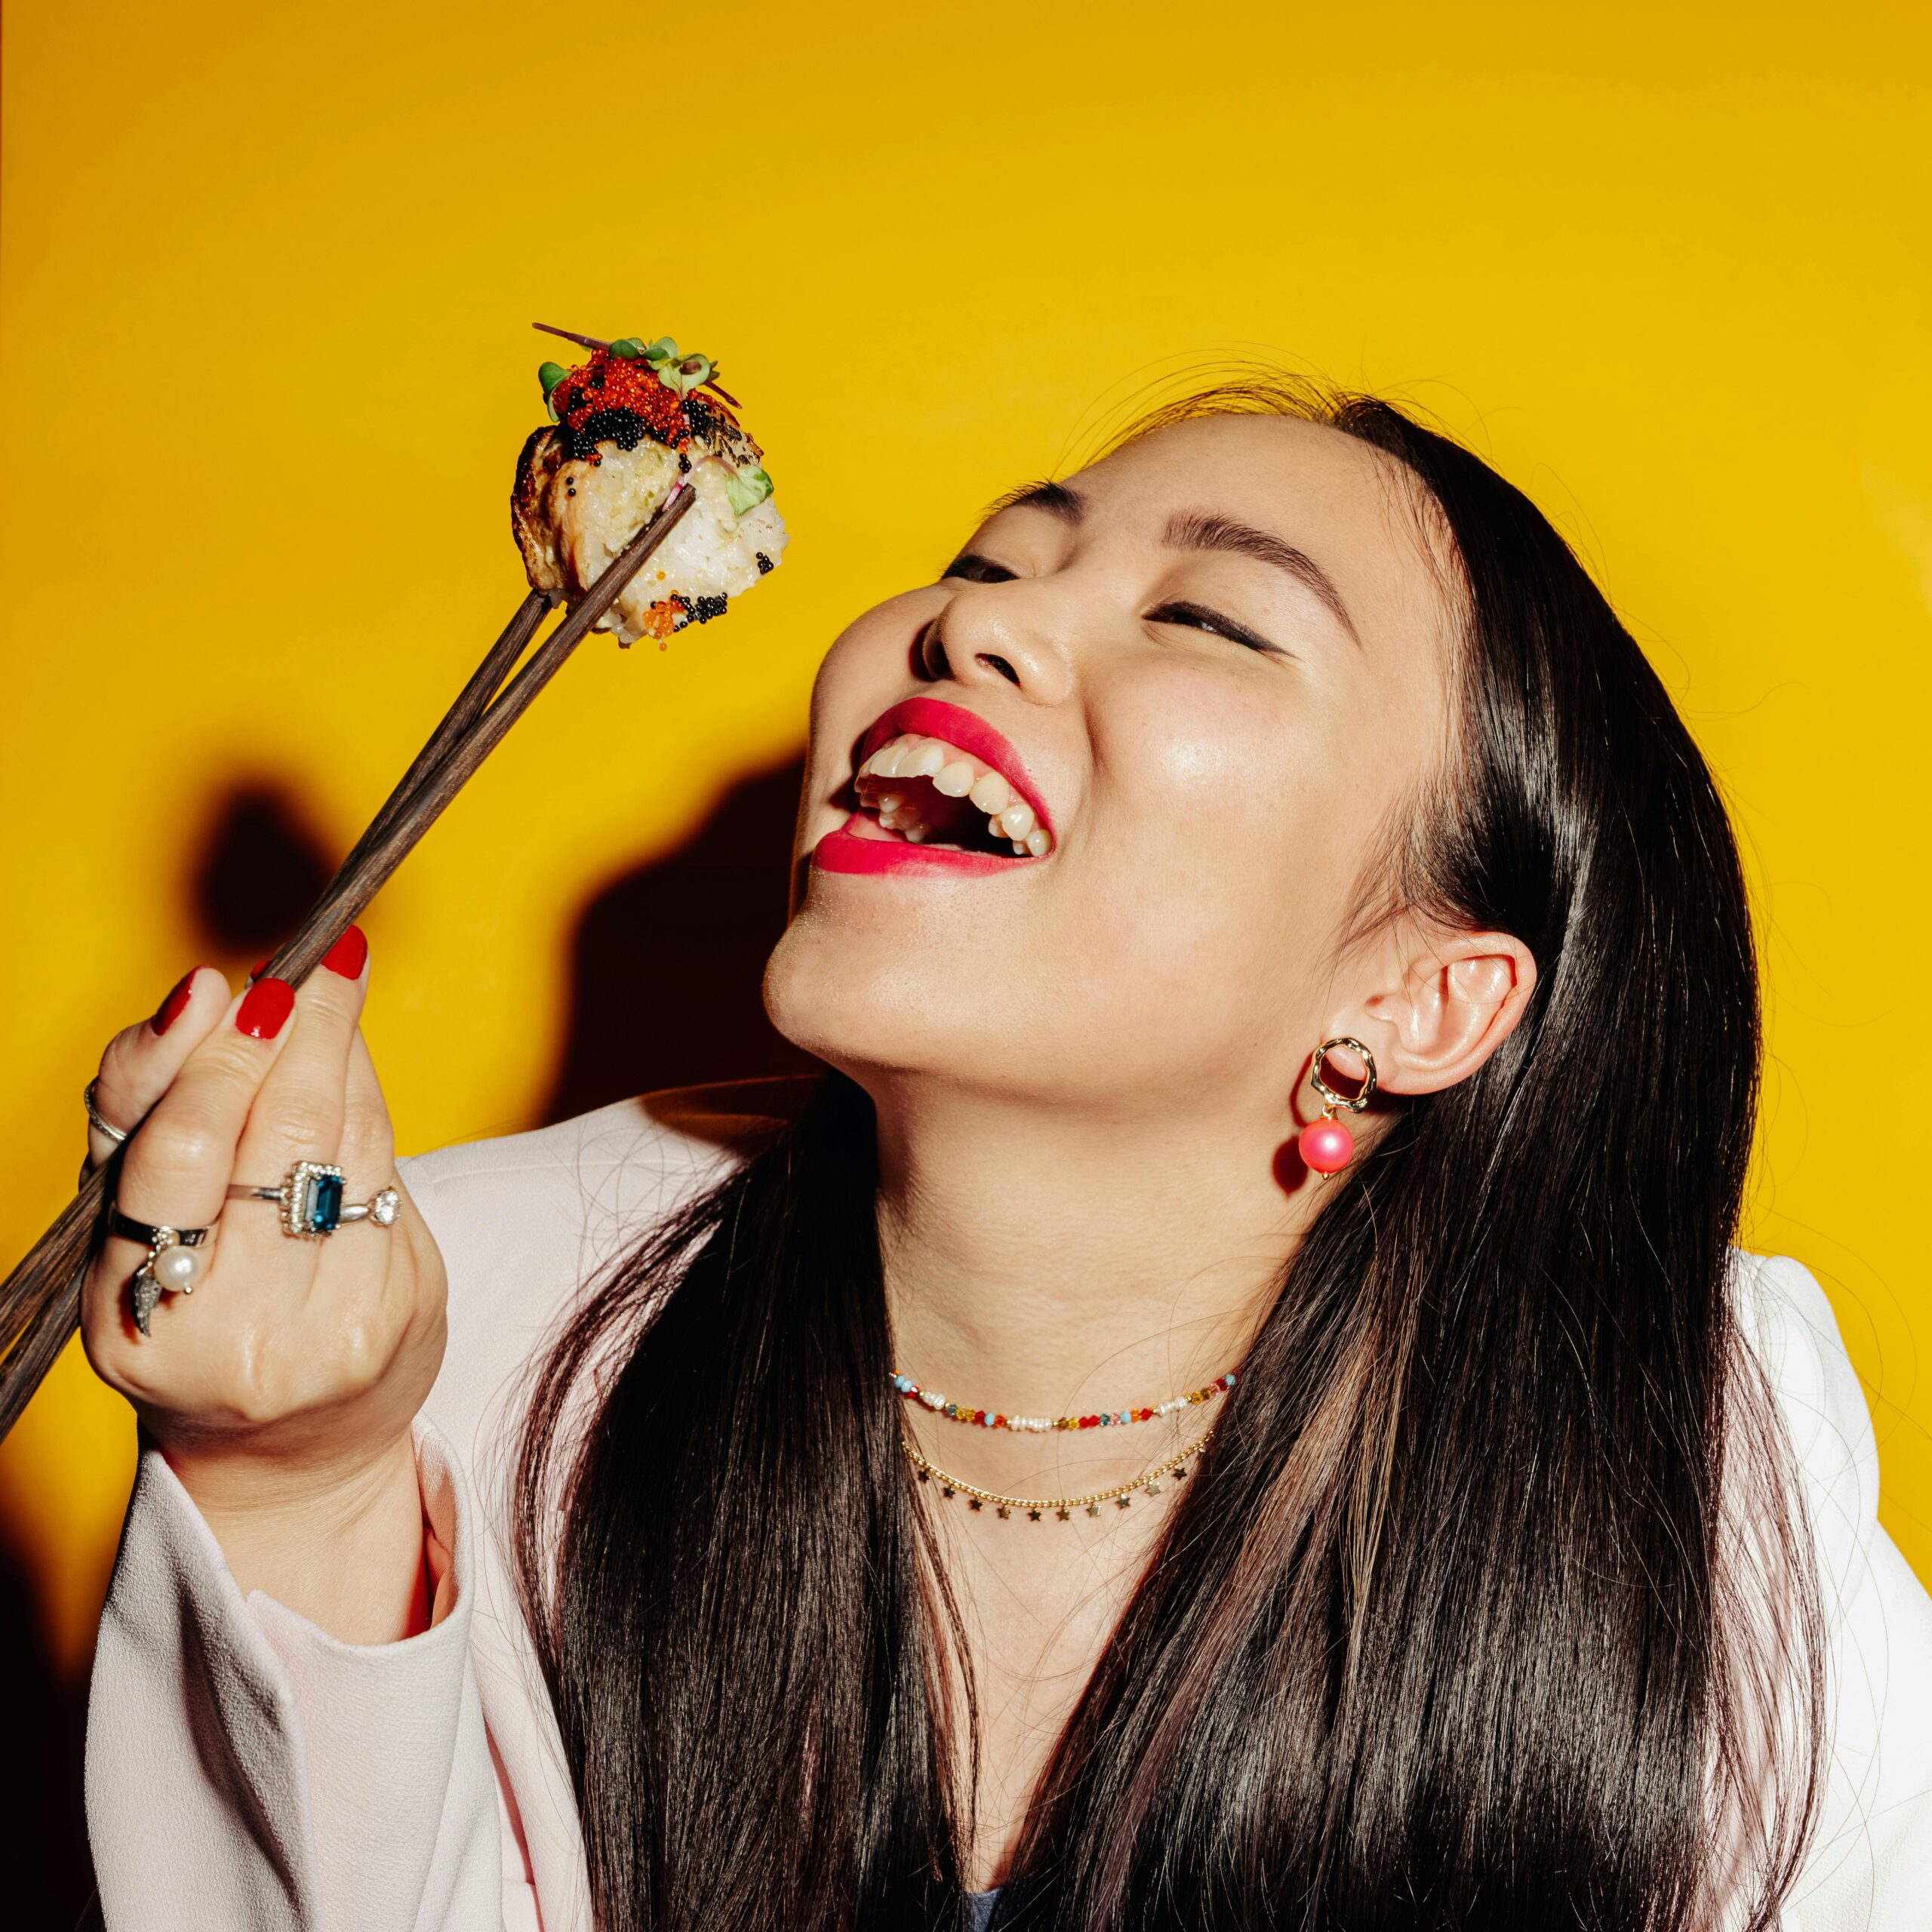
82, 1091, 1932, 1929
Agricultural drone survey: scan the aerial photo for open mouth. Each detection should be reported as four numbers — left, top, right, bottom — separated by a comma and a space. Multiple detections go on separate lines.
854, 734, 1052, 857
814, 697, 1055, 875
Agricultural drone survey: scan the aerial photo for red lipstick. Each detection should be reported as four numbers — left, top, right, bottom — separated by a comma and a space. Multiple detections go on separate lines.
813, 697, 1054, 878
814, 811, 1020, 875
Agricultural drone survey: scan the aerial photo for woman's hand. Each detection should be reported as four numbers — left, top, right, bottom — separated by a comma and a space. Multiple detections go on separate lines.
79, 934, 450, 1642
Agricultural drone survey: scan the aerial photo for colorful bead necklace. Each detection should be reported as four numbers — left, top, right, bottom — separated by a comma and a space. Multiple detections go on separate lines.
902, 1426, 1216, 1521
888, 1367, 1237, 1433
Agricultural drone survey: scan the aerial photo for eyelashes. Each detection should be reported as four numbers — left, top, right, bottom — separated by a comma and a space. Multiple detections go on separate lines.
1142, 599, 1282, 658
940, 552, 1017, 584
939, 559, 1286, 659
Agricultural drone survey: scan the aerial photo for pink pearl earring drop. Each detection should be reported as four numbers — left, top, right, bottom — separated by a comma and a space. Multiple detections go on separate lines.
1297, 1035, 1378, 1177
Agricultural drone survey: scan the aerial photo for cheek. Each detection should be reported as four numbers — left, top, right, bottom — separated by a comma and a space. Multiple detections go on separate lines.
1081, 669, 1364, 954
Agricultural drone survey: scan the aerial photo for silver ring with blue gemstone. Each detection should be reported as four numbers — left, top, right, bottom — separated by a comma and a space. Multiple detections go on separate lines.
228, 1162, 401, 1239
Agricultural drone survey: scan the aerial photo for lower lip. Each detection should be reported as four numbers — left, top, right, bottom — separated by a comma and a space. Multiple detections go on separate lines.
812, 812, 1025, 877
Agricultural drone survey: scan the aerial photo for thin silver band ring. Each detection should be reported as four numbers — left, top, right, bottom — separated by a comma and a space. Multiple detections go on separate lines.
84, 1078, 130, 1146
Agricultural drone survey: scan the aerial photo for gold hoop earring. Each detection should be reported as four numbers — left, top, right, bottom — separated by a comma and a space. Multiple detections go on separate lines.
1298, 1035, 1378, 1176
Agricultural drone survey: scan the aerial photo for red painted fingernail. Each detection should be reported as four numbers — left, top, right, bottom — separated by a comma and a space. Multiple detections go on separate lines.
235, 977, 294, 1040
151, 969, 201, 1036
322, 926, 368, 980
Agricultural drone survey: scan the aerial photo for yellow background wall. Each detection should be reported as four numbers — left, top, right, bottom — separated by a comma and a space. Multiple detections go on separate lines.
2, 0, 1927, 1721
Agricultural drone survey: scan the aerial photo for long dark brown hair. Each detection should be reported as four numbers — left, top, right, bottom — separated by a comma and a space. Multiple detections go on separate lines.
513, 380, 1821, 1930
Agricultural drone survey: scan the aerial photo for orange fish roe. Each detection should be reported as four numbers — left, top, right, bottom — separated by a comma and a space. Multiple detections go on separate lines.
635, 597, 685, 644
552, 349, 692, 460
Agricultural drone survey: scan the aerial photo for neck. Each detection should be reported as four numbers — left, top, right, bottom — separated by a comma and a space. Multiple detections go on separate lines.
869, 1077, 1310, 1475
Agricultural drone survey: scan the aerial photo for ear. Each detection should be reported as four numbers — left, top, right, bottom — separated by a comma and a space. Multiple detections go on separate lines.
1336, 928, 1537, 1097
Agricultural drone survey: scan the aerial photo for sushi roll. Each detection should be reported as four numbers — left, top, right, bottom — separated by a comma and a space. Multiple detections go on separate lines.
511, 335, 786, 645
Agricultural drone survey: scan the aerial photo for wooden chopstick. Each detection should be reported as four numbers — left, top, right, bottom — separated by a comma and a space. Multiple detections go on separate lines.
256, 488, 692, 989
533, 321, 611, 353
0, 485, 696, 1439
351, 588, 556, 857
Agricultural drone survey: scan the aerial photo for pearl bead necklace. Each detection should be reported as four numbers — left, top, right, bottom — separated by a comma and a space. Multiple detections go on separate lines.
888, 1367, 1237, 1433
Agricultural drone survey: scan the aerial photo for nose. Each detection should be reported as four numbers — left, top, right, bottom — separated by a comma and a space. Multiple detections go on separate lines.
917, 580, 1076, 705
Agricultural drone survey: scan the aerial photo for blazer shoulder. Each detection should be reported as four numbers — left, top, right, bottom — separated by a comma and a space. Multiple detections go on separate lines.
398, 1081, 811, 1459
401, 1076, 808, 1201
1730, 1249, 1882, 1623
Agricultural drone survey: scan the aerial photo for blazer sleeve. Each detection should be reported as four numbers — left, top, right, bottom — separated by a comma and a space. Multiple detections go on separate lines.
84, 1170, 508, 1932
81, 1096, 779, 1932
1742, 1254, 1932, 1930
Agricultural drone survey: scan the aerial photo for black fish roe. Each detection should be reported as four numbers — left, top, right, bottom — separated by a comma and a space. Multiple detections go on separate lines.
687, 594, 730, 625
754, 552, 774, 575
677, 451, 692, 474
565, 408, 652, 460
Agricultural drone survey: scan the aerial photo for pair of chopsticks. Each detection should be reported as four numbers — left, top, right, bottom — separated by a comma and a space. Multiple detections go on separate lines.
0, 411, 697, 1439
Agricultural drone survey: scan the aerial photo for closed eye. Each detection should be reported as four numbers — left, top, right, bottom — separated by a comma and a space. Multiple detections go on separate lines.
1146, 599, 1286, 658
941, 552, 1018, 584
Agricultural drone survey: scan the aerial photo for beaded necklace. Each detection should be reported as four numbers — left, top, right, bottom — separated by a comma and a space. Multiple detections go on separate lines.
903, 1426, 1216, 1521
888, 1367, 1237, 1433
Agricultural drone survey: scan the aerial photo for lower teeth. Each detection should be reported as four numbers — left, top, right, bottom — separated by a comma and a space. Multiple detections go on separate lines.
857, 780, 1051, 857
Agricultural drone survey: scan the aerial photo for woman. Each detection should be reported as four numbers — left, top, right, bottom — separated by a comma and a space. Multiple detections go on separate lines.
77, 380, 1931, 1930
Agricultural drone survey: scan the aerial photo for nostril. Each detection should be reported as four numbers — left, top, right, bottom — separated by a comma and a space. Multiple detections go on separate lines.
977, 654, 1020, 685
915, 621, 947, 681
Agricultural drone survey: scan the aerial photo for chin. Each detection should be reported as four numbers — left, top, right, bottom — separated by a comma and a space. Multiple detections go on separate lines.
763, 906, 1019, 1088
763, 894, 1250, 1114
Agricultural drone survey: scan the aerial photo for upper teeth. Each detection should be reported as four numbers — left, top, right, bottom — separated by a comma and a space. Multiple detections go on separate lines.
855, 734, 1053, 857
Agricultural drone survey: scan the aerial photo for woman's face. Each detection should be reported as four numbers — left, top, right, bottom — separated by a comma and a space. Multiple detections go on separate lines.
765, 413, 1459, 1124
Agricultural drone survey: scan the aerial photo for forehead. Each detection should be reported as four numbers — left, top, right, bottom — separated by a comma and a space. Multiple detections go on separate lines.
1062, 412, 1454, 635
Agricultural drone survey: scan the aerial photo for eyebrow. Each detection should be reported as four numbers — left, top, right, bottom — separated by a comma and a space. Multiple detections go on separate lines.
1161, 509, 1361, 645
986, 482, 1361, 646
983, 478, 1085, 522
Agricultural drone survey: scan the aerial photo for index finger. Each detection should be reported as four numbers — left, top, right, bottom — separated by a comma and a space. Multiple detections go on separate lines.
109, 974, 300, 1241
88, 966, 232, 1170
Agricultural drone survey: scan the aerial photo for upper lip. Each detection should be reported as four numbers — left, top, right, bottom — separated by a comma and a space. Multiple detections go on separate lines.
854, 697, 1054, 835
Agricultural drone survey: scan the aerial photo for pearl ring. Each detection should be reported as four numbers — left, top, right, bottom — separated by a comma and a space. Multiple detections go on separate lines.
108, 1209, 213, 1338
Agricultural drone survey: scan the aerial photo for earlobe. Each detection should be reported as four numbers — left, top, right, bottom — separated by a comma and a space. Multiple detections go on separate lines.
1360, 931, 1537, 1097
